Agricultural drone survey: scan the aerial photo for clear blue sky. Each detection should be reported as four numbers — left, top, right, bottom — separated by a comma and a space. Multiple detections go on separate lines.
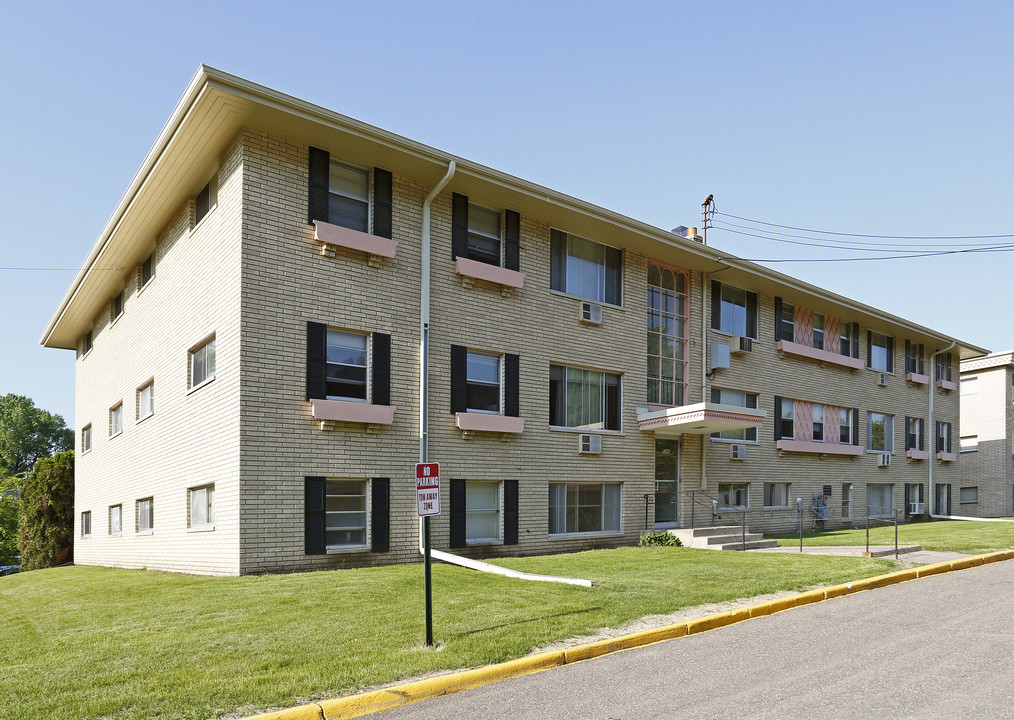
3, 1, 1012, 427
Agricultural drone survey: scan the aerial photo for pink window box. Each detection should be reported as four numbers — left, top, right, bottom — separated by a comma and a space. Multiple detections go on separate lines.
311, 399, 395, 425
776, 340, 865, 370
936, 379, 957, 391
906, 449, 929, 460
936, 451, 957, 462
776, 439, 864, 456
314, 220, 397, 259
906, 373, 929, 385
454, 257, 525, 289
455, 412, 525, 434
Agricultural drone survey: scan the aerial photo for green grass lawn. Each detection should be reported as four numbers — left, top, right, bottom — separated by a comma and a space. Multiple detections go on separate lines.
0, 548, 894, 720
768, 519, 1014, 554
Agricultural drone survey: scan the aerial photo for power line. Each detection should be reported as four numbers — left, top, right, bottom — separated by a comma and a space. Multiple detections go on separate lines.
715, 211, 1014, 241
712, 219, 1011, 249
0, 266, 78, 271
713, 226, 1014, 256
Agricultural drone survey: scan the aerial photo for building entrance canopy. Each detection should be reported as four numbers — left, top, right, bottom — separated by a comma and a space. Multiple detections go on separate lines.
637, 402, 766, 438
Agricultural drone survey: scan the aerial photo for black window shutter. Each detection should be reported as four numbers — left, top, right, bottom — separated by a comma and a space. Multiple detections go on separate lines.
373, 168, 393, 239
887, 337, 894, 373
852, 408, 860, 446
372, 333, 391, 406
773, 396, 782, 441
450, 479, 466, 548
746, 292, 758, 339
947, 487, 952, 515
308, 147, 330, 224
918, 483, 924, 503
371, 478, 390, 552
710, 280, 721, 330
306, 322, 327, 400
866, 329, 873, 368
946, 423, 952, 453
504, 209, 521, 271
851, 323, 860, 359
452, 193, 469, 259
946, 353, 953, 381
919, 418, 925, 451
905, 340, 911, 372
918, 344, 925, 375
774, 297, 783, 342
450, 345, 468, 413
904, 416, 912, 450
504, 353, 520, 417
305, 477, 326, 554
904, 483, 911, 517
503, 480, 519, 545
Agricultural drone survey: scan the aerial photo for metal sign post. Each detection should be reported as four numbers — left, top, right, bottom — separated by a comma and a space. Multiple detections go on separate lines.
416, 463, 440, 647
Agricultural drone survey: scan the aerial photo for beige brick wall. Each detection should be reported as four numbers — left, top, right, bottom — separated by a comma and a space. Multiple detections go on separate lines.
959, 364, 1014, 517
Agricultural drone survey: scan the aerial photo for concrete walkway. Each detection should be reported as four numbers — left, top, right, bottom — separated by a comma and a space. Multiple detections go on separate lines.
746, 544, 970, 563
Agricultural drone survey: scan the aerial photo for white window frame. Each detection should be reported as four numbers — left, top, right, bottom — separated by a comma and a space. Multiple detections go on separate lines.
549, 364, 622, 431
189, 336, 217, 390
959, 486, 978, 504
194, 172, 218, 228
710, 388, 758, 442
870, 331, 893, 373
841, 483, 852, 519
137, 380, 154, 422
550, 230, 623, 306
81, 424, 92, 453
109, 504, 122, 535
136, 498, 153, 534
812, 313, 825, 350
867, 412, 893, 452
839, 408, 852, 445
325, 329, 369, 402
328, 160, 370, 234
466, 481, 501, 543
812, 404, 825, 443
466, 351, 501, 414
109, 403, 123, 438
81, 511, 91, 537
189, 484, 215, 529
779, 398, 795, 440
466, 202, 503, 267
717, 283, 756, 338
763, 482, 790, 509
718, 482, 750, 510
548, 482, 622, 537
325, 479, 369, 551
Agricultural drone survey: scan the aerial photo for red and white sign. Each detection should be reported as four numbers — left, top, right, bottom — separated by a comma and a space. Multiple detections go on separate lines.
416, 462, 441, 517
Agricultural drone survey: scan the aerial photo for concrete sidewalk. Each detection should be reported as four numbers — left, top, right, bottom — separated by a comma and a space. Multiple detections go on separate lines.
746, 544, 970, 563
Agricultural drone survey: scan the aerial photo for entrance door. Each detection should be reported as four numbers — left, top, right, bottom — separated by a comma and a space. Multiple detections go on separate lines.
654, 439, 680, 528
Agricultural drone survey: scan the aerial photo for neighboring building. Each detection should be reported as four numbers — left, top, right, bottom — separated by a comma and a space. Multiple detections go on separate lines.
41, 66, 987, 576
958, 352, 1014, 517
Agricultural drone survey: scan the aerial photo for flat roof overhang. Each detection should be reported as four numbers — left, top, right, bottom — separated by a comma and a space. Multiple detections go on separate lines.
637, 402, 767, 438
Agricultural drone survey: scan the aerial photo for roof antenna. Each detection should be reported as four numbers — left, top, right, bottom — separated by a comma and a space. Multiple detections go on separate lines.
702, 194, 715, 246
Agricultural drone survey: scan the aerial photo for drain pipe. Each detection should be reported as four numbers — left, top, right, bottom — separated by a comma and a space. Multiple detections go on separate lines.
701, 272, 708, 491
928, 340, 955, 518
416, 162, 593, 588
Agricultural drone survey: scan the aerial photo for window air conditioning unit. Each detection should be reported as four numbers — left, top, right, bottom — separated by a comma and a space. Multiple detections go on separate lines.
730, 336, 752, 355
909, 502, 925, 514
579, 434, 602, 454
580, 302, 602, 326
878, 453, 892, 467
731, 443, 746, 460
879, 372, 889, 387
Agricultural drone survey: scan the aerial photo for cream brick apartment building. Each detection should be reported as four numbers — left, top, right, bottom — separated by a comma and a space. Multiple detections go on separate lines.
41, 67, 986, 575
958, 352, 1014, 517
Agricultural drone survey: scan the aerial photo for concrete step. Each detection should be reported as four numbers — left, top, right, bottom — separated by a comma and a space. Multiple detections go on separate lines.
674, 526, 742, 537
703, 532, 765, 545
710, 539, 781, 551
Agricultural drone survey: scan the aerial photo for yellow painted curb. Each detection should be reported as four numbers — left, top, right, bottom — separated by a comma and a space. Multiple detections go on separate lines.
243, 550, 1014, 720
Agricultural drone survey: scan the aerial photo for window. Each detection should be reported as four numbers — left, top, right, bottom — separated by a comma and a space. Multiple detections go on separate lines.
867, 412, 893, 452
959, 486, 978, 504
710, 388, 758, 441
194, 173, 218, 226
549, 483, 621, 535
839, 408, 853, 445
935, 352, 953, 382
190, 336, 216, 389
328, 161, 369, 233
905, 341, 924, 374
936, 421, 952, 453
764, 482, 790, 508
867, 484, 893, 518
841, 483, 852, 519
778, 302, 795, 342
137, 498, 153, 533
109, 403, 123, 437
960, 435, 978, 452
839, 323, 852, 357
326, 480, 367, 549
81, 511, 91, 537
778, 398, 795, 440
550, 230, 622, 305
812, 313, 825, 350
549, 365, 621, 431
109, 504, 122, 535
465, 203, 502, 266
466, 481, 500, 542
112, 291, 123, 321
189, 484, 214, 528
81, 424, 92, 453
137, 381, 154, 421
141, 251, 154, 286
869, 331, 893, 372
712, 281, 757, 338
84, 330, 93, 354
812, 405, 824, 442
718, 483, 749, 510
466, 352, 500, 413
326, 330, 368, 401
905, 417, 924, 451
647, 264, 689, 406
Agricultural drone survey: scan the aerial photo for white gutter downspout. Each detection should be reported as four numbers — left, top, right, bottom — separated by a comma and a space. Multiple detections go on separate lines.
928, 340, 956, 518
416, 162, 593, 588
701, 273, 708, 491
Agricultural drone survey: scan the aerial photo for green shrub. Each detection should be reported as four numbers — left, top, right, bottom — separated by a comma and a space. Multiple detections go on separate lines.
0, 474, 19, 565
638, 530, 682, 547
17, 450, 74, 570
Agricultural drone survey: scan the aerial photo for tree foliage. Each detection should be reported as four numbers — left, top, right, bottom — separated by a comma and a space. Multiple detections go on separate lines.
17, 451, 74, 570
0, 394, 73, 477
0, 473, 19, 565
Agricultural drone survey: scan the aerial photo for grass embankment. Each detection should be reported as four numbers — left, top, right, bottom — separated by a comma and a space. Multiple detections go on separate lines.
0, 548, 893, 720
769, 519, 1014, 554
